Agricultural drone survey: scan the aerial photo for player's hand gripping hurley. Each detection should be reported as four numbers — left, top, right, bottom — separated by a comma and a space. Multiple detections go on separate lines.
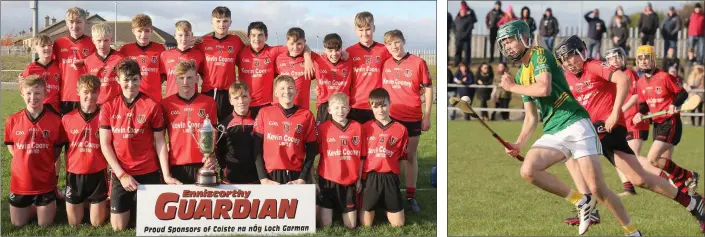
449, 96, 525, 161
642, 94, 702, 119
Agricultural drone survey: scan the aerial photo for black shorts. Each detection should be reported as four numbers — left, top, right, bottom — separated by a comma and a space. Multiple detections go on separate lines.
110, 171, 162, 214
170, 164, 202, 185
653, 116, 682, 145
317, 176, 357, 213
65, 170, 109, 204
60, 101, 80, 115
249, 104, 270, 120
348, 108, 374, 124
394, 118, 422, 137
626, 130, 649, 141
268, 170, 305, 184
7, 190, 57, 208
361, 172, 403, 213
222, 167, 260, 184
599, 126, 635, 166
316, 102, 332, 125
203, 89, 232, 122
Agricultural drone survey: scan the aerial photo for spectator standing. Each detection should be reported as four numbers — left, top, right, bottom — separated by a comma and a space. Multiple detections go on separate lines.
610, 6, 632, 30
520, 7, 537, 45
686, 3, 704, 65
662, 47, 681, 73
539, 8, 559, 50
448, 12, 453, 48
451, 63, 475, 120
661, 6, 682, 56
490, 62, 511, 121
474, 63, 493, 121
638, 2, 660, 46
454, 0, 477, 67
685, 65, 704, 126
485, 1, 504, 63
585, 9, 607, 59
497, 5, 517, 64
611, 15, 630, 55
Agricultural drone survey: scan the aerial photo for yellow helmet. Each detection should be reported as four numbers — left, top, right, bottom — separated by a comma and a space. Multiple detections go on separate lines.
636, 45, 656, 69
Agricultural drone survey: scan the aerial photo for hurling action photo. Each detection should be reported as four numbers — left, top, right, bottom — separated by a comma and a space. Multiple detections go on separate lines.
447, 0, 704, 236
0, 1, 438, 236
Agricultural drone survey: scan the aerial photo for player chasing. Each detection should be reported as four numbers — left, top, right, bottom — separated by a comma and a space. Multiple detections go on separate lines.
381, 29, 433, 213
6, 76, 65, 227
99, 59, 169, 231
254, 75, 318, 185
496, 20, 641, 236
61, 75, 109, 227
160, 61, 218, 185
316, 93, 364, 229
555, 37, 705, 232
359, 88, 408, 227
216, 82, 259, 184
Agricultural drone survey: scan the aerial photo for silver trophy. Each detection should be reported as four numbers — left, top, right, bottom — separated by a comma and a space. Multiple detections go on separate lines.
188, 115, 226, 186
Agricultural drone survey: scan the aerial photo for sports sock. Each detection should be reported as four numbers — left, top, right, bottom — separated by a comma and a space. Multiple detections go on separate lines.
565, 189, 585, 205
664, 159, 693, 184
623, 182, 636, 193
406, 187, 416, 199
674, 191, 692, 208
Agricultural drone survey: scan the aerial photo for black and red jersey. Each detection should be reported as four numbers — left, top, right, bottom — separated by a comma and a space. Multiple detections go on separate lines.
274, 53, 312, 109
382, 53, 433, 122
61, 108, 106, 174
345, 42, 392, 109
99, 93, 165, 175
313, 54, 353, 107
564, 59, 625, 126
636, 69, 685, 123
159, 48, 205, 97
118, 42, 166, 101
237, 45, 288, 107
20, 59, 61, 112
84, 49, 124, 104
53, 35, 95, 102
623, 68, 650, 131
4, 109, 65, 195
196, 33, 244, 92
362, 120, 408, 175
161, 93, 217, 165
253, 105, 317, 173
317, 120, 364, 186
216, 111, 257, 177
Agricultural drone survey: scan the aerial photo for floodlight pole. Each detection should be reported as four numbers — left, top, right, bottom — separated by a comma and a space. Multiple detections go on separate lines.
115, 2, 118, 48
30, 0, 38, 58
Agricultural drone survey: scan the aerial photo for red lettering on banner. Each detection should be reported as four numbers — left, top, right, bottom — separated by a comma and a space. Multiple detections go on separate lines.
152, 192, 299, 220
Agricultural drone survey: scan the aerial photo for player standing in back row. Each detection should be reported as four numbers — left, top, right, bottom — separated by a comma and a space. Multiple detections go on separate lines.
54, 7, 95, 115
381, 29, 433, 213
118, 14, 166, 102
496, 20, 640, 236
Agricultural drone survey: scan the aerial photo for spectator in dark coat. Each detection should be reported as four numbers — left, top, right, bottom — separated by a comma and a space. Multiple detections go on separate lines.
638, 2, 660, 46
475, 63, 494, 121
662, 47, 681, 73
454, 0, 477, 67
539, 8, 559, 50
485, 1, 504, 63
585, 9, 607, 59
450, 63, 475, 120
610, 6, 632, 29
611, 15, 630, 55
661, 6, 682, 56
686, 3, 705, 65
448, 12, 453, 47
521, 6, 537, 45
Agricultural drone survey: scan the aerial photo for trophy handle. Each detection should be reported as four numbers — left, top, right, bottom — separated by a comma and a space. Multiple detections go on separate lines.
215, 124, 227, 144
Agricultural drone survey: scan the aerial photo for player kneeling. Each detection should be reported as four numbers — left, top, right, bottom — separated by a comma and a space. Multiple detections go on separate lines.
360, 88, 407, 227
254, 75, 317, 184
61, 75, 109, 226
5, 76, 65, 227
161, 61, 217, 185
316, 93, 364, 229
100, 59, 168, 231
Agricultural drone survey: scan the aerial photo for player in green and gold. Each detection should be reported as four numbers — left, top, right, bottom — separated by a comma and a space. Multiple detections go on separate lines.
495, 20, 641, 236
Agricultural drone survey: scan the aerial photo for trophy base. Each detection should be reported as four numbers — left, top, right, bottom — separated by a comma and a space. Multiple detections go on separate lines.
196, 168, 218, 187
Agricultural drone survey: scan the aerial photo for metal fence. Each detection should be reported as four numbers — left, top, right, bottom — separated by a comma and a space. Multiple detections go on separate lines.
0, 46, 31, 55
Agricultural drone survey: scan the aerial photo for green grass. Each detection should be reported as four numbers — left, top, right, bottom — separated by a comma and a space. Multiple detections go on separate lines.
448, 121, 704, 236
1, 87, 437, 235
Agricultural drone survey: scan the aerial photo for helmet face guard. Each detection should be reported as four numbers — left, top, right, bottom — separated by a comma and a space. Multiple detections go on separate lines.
605, 47, 626, 69
498, 34, 530, 61
636, 45, 656, 72
554, 35, 588, 74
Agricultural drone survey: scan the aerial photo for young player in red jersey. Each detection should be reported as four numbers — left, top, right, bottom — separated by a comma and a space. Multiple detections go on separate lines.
237, 22, 310, 118
253, 75, 318, 185
316, 92, 364, 229
5, 76, 66, 227
61, 75, 108, 227
604, 47, 658, 197
118, 14, 166, 102
216, 82, 259, 184
99, 59, 168, 231
160, 20, 205, 98
556, 38, 705, 231
346, 12, 392, 123
84, 23, 124, 105
274, 27, 317, 110
196, 6, 244, 122
360, 88, 407, 227
633, 46, 702, 197
313, 33, 354, 124
54, 7, 95, 115
161, 61, 217, 185
20, 34, 61, 114
381, 30, 433, 213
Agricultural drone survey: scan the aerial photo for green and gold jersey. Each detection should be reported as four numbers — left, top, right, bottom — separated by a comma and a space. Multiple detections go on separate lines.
515, 46, 590, 134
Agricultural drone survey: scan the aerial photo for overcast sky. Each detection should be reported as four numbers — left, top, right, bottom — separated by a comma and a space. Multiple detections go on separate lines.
449, 0, 692, 34
1, 1, 436, 50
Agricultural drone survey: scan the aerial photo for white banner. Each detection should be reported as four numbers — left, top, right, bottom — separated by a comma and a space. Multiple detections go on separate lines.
136, 184, 316, 236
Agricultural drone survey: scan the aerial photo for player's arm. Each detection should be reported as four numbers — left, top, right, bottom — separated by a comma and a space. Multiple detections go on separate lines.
155, 130, 179, 184
666, 75, 689, 107
515, 101, 539, 148
253, 132, 277, 184
296, 141, 318, 183
99, 127, 136, 190
622, 94, 639, 112
607, 69, 630, 123
302, 44, 315, 80
4, 118, 14, 157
